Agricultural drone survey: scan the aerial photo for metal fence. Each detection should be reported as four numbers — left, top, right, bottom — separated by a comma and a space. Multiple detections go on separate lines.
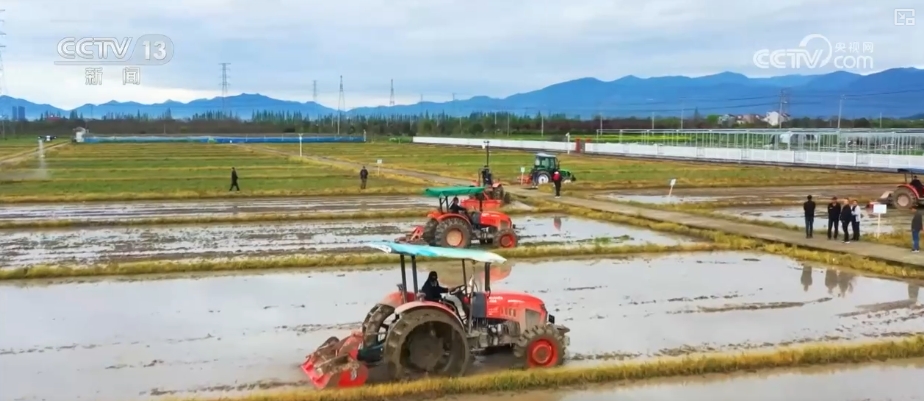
592, 129, 924, 156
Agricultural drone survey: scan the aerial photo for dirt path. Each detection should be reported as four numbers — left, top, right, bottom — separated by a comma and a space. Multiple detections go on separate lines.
0, 141, 69, 167
272, 149, 924, 269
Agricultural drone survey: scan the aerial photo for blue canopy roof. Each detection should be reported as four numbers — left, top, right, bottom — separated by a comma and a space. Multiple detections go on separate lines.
898, 168, 924, 175
365, 242, 507, 264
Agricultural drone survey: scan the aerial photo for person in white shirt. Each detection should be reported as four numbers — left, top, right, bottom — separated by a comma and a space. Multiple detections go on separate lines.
850, 200, 862, 241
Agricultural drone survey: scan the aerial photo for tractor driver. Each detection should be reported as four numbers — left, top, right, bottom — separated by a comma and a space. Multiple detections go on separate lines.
912, 175, 923, 193
449, 196, 467, 214
421, 271, 466, 316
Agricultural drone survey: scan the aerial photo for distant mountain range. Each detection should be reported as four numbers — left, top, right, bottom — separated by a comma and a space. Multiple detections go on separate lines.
3, 68, 923, 120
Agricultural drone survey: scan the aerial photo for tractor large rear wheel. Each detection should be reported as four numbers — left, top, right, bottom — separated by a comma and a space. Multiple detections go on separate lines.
895, 187, 917, 208
513, 324, 567, 368
361, 303, 395, 348
383, 308, 471, 381
536, 172, 551, 185
434, 218, 472, 248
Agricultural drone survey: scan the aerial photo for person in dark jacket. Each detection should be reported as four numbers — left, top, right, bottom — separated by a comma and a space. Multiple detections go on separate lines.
359, 166, 368, 190
912, 206, 923, 252
827, 197, 840, 240
803, 195, 816, 238
229, 167, 240, 191
552, 169, 562, 198
481, 165, 493, 186
839, 198, 852, 243
421, 271, 448, 302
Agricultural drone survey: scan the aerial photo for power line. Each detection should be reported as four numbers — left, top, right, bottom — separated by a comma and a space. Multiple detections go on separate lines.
219, 63, 230, 118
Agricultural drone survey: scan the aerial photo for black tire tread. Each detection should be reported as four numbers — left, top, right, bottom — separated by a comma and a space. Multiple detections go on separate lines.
383, 307, 471, 381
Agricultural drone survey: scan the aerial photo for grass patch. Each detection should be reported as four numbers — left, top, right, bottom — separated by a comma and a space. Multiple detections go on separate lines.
0, 143, 416, 200
263, 143, 894, 188
191, 336, 924, 401
523, 198, 924, 280
0, 243, 724, 281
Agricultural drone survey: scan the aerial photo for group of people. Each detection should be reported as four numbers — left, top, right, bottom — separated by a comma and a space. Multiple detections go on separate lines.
802, 195, 864, 243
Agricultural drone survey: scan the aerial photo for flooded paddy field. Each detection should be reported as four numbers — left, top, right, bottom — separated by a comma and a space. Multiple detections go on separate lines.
0, 196, 435, 223
434, 359, 924, 401
598, 184, 887, 205
0, 215, 689, 268
2, 251, 920, 401
718, 205, 905, 233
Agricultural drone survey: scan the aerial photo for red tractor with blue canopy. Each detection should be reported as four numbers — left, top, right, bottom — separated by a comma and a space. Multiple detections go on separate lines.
301, 242, 570, 389
400, 186, 519, 248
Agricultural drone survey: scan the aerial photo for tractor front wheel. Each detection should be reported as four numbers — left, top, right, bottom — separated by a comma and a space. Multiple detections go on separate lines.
895, 187, 917, 208
435, 218, 472, 248
494, 228, 518, 248
361, 303, 395, 348
513, 324, 567, 368
383, 308, 471, 381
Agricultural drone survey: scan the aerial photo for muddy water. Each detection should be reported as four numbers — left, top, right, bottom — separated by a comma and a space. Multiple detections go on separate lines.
433, 359, 924, 401
0, 196, 434, 223
495, 252, 923, 361
2, 252, 920, 401
604, 185, 888, 202
598, 193, 746, 204
0, 215, 688, 268
719, 205, 905, 233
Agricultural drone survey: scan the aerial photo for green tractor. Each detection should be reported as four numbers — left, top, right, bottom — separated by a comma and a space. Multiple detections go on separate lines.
527, 152, 576, 185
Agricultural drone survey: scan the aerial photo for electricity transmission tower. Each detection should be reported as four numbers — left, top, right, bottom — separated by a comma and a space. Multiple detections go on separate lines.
777, 89, 790, 128
389, 79, 395, 106
219, 63, 231, 118
312, 80, 318, 103
337, 75, 345, 135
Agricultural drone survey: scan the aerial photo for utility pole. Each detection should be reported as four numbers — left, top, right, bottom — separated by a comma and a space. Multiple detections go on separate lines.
879, 112, 883, 128
651, 112, 655, 130
312, 80, 318, 103
540, 111, 544, 136
680, 99, 685, 130
337, 75, 345, 135
219, 63, 230, 118
0, 10, 6, 139
389, 79, 395, 106
836, 95, 845, 130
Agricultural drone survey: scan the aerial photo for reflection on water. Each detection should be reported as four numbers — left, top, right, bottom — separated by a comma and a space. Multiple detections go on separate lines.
803, 266, 919, 304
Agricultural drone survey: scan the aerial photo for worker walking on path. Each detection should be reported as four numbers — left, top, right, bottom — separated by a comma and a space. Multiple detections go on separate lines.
360, 166, 369, 190
803, 195, 816, 238
827, 197, 841, 240
839, 198, 852, 243
912, 206, 923, 253
229, 167, 240, 191
551, 169, 562, 198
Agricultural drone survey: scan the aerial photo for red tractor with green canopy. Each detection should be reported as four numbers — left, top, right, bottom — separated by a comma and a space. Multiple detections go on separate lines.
398, 186, 519, 249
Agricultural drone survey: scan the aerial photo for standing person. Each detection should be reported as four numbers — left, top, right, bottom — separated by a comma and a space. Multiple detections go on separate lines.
827, 196, 841, 240
803, 195, 816, 238
551, 169, 562, 198
912, 206, 923, 253
850, 200, 862, 241
229, 167, 240, 191
359, 166, 369, 190
839, 198, 852, 243
481, 165, 493, 186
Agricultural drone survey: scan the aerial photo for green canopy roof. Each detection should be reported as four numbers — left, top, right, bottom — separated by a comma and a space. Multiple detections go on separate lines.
423, 186, 486, 197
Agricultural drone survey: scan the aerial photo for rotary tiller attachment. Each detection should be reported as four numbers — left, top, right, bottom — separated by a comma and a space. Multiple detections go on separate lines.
395, 225, 427, 244
301, 332, 369, 389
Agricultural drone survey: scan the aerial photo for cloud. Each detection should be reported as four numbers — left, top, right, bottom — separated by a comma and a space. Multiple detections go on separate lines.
1, 0, 921, 110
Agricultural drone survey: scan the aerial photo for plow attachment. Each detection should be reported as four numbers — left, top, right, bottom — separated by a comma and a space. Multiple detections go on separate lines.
301, 332, 369, 389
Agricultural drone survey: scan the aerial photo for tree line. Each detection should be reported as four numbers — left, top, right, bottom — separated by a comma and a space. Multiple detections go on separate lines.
1, 109, 922, 137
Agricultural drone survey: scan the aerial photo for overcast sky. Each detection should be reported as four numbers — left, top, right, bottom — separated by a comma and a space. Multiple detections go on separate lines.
1, 0, 922, 110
